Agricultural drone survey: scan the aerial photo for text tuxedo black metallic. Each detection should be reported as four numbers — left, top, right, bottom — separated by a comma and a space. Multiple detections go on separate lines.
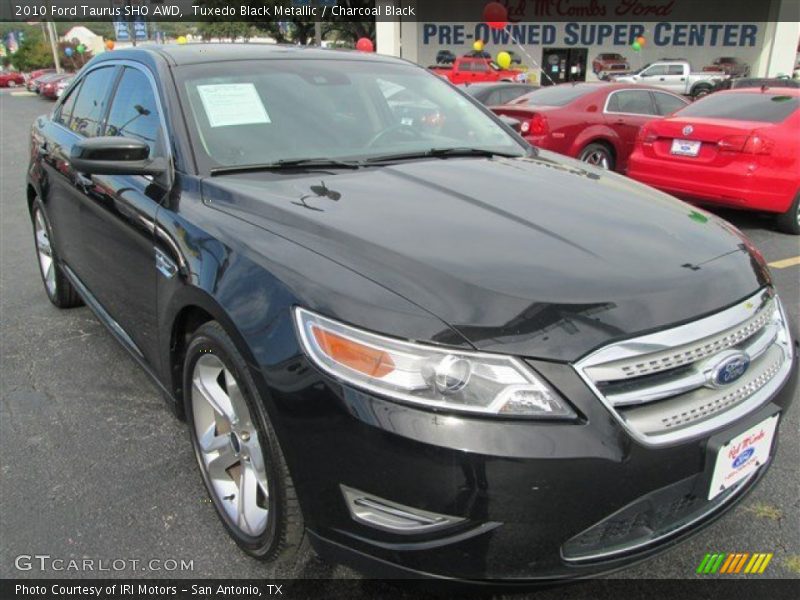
27, 44, 797, 582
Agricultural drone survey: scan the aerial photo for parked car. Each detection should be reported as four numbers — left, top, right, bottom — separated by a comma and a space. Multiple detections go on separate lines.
592, 53, 630, 75
27, 44, 797, 582
0, 70, 25, 88
704, 57, 750, 77
628, 88, 800, 234
612, 60, 726, 98
490, 82, 688, 171
713, 76, 800, 93
25, 68, 56, 92
40, 73, 74, 100
435, 49, 456, 65
429, 56, 526, 84
458, 81, 538, 105
31, 72, 65, 94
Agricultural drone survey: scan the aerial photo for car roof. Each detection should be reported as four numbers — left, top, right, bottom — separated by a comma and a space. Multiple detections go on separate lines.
92, 43, 403, 67
718, 87, 800, 97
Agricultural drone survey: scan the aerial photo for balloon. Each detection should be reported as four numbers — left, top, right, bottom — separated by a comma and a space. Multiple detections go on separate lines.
636, 36, 646, 46
356, 37, 374, 52
483, 2, 508, 30
64, 47, 74, 57
631, 41, 641, 51
76, 44, 86, 54
496, 51, 512, 69
177, 35, 187, 45
105, 39, 115, 50
473, 40, 484, 52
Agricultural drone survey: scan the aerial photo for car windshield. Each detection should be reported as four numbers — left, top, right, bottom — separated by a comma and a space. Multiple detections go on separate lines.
511, 84, 596, 106
176, 58, 525, 171
675, 92, 799, 122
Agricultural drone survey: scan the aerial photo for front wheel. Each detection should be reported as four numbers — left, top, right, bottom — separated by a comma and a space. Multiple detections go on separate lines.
775, 192, 800, 235
579, 143, 615, 170
184, 322, 305, 563
31, 199, 82, 308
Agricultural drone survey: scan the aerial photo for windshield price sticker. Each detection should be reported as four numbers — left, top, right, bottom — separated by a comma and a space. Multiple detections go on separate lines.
197, 83, 271, 128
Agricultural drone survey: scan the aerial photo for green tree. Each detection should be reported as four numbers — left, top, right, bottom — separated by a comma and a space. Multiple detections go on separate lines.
11, 33, 55, 72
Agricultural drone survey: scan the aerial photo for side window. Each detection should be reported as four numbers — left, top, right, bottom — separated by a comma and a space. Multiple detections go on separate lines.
667, 65, 685, 76
607, 90, 655, 115
654, 92, 688, 116
484, 90, 502, 105
643, 65, 668, 77
472, 61, 489, 72
459, 62, 473, 72
54, 80, 82, 127
104, 67, 164, 158
68, 66, 116, 137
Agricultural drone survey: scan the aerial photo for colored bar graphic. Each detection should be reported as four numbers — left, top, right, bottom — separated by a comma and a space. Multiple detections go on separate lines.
734, 553, 750, 573
697, 553, 712, 574
758, 554, 773, 573
719, 553, 736, 573
700, 552, 773, 575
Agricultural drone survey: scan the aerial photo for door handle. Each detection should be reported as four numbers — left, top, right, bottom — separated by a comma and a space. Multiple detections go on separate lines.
659, 77, 665, 81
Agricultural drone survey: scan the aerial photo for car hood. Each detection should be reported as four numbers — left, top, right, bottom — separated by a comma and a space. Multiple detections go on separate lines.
202, 152, 769, 362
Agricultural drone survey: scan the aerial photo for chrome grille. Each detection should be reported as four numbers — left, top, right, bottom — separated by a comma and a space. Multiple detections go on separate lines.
576, 289, 793, 446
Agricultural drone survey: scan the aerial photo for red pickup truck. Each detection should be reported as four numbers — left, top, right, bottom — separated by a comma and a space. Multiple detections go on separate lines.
429, 57, 525, 84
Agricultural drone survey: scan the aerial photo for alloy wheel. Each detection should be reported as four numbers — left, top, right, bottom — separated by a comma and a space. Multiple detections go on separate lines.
191, 353, 270, 537
581, 149, 610, 169
34, 209, 56, 297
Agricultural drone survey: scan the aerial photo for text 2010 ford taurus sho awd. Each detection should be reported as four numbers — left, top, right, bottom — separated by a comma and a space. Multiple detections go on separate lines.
27, 45, 797, 582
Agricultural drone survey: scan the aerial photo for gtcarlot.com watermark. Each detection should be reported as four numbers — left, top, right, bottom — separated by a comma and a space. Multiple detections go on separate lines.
14, 554, 194, 573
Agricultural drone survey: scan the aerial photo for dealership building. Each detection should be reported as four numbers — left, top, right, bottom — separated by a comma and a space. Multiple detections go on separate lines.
376, 0, 800, 84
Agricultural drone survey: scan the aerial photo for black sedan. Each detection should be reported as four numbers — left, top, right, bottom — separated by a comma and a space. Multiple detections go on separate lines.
459, 81, 538, 105
27, 44, 797, 582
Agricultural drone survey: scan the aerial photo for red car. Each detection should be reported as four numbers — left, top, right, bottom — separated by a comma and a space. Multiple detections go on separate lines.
491, 83, 688, 172
0, 71, 25, 88
627, 88, 800, 234
25, 68, 56, 91
39, 73, 73, 99
429, 57, 525, 84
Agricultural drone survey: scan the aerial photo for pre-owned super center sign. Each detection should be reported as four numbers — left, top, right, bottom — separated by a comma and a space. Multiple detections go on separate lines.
423, 23, 759, 48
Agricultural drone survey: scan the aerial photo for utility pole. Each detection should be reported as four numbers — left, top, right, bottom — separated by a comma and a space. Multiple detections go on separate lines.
47, 21, 62, 73
44, 0, 61, 73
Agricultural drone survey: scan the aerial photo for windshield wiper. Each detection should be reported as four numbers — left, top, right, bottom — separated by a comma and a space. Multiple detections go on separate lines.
210, 157, 363, 176
365, 147, 526, 163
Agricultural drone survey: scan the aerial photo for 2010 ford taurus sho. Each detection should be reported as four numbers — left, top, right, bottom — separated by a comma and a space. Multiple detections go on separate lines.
27, 44, 797, 582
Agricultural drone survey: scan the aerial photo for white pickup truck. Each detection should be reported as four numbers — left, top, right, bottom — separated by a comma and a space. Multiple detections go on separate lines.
611, 61, 726, 98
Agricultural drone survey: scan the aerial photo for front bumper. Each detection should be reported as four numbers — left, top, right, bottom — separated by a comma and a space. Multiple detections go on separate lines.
271, 342, 798, 581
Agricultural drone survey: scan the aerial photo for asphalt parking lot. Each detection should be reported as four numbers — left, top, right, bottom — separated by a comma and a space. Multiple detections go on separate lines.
1, 87, 798, 594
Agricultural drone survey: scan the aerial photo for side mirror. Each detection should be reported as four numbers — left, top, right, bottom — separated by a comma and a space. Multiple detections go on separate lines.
70, 137, 167, 177
498, 114, 522, 133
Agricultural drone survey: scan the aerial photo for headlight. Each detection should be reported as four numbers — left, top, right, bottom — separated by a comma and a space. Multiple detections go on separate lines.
294, 307, 576, 419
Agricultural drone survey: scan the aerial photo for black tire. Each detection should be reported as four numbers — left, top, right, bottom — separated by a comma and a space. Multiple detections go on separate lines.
692, 85, 712, 98
184, 321, 305, 567
31, 198, 83, 308
579, 142, 615, 171
775, 192, 800, 235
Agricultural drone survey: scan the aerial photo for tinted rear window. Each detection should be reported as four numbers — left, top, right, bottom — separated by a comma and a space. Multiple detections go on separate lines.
512, 85, 595, 106
676, 93, 799, 122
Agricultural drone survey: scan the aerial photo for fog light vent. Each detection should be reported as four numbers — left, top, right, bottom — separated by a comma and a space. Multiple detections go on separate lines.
340, 485, 464, 534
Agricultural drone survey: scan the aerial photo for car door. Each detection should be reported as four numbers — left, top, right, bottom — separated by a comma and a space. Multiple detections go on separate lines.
69, 64, 169, 367
662, 64, 688, 94
639, 64, 669, 88
38, 65, 118, 274
604, 89, 659, 169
